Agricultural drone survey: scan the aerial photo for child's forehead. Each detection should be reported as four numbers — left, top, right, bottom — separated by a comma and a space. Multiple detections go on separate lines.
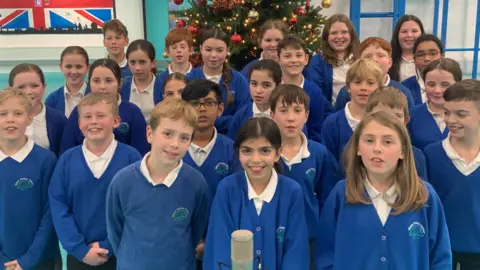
276, 97, 306, 107
157, 117, 194, 131
362, 44, 388, 54
79, 102, 112, 112
104, 29, 125, 37
169, 40, 189, 47
280, 46, 305, 54
445, 100, 480, 111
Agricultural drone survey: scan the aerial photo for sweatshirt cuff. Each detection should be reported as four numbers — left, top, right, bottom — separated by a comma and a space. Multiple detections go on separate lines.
71, 243, 91, 262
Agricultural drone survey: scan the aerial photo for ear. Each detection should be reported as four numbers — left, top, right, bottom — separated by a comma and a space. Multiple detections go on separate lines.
217, 103, 225, 117
274, 148, 282, 162
387, 57, 393, 69
404, 116, 410, 125
270, 111, 275, 119
151, 59, 157, 70
189, 46, 193, 56
304, 111, 309, 123
146, 125, 153, 145
125, 37, 130, 46
112, 115, 121, 129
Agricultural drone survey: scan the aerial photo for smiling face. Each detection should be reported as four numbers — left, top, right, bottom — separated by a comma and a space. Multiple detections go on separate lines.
444, 100, 480, 141
424, 69, 456, 108
11, 71, 45, 109
414, 41, 442, 71
328, 22, 351, 55
78, 102, 120, 143
147, 117, 193, 167
398, 20, 422, 52
0, 96, 32, 143
238, 136, 281, 183
260, 29, 284, 61
200, 38, 228, 71
278, 47, 308, 77
357, 120, 404, 179
89, 66, 120, 95
361, 45, 392, 75
348, 77, 380, 106
60, 53, 89, 87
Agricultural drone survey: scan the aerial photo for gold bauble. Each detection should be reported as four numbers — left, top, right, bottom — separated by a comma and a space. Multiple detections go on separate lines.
322, 0, 332, 8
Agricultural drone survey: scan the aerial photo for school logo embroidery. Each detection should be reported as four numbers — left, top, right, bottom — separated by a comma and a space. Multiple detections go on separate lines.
408, 222, 425, 239
276, 226, 286, 243
117, 122, 129, 134
215, 162, 229, 176
15, 178, 34, 190
172, 207, 189, 221
305, 168, 316, 183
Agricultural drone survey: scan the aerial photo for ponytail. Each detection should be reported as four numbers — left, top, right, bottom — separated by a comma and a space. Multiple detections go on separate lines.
222, 62, 234, 105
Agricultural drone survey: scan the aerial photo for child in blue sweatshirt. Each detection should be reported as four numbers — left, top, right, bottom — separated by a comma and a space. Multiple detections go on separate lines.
204, 117, 310, 270
120, 40, 164, 122
365, 86, 428, 180
315, 110, 451, 270
60, 58, 149, 155
321, 58, 384, 163
401, 34, 443, 105
424, 79, 480, 269
333, 37, 416, 111
277, 36, 331, 142
0, 88, 58, 270
240, 20, 288, 77
163, 72, 187, 100
228, 59, 282, 139
270, 84, 340, 268
408, 58, 462, 150
45, 46, 90, 118
9, 63, 66, 156
106, 99, 210, 270
304, 14, 360, 105
102, 19, 131, 80
186, 29, 250, 133
49, 93, 141, 270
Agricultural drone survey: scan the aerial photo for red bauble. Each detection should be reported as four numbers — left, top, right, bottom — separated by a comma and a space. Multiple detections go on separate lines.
176, 19, 186, 28
187, 25, 198, 36
173, 0, 184, 5
306, 0, 311, 10
231, 33, 242, 44
289, 17, 297, 25
295, 6, 307, 16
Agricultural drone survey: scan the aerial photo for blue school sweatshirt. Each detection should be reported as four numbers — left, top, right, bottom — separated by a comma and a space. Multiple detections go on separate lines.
402, 75, 423, 105
59, 101, 149, 155
183, 133, 238, 199
204, 172, 310, 270
413, 146, 428, 181
315, 180, 452, 270
120, 65, 132, 81
304, 54, 334, 104
408, 103, 449, 150
49, 143, 141, 261
0, 145, 58, 269
424, 142, 480, 253
280, 140, 341, 239
45, 106, 67, 156
106, 161, 209, 270
333, 79, 416, 111
240, 58, 260, 78
186, 67, 250, 133
320, 109, 353, 163
119, 76, 164, 106
303, 79, 332, 142
45, 84, 91, 115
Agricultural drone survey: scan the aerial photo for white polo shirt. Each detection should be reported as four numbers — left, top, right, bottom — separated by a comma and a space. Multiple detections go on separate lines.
0, 138, 34, 162
188, 128, 218, 167
140, 152, 183, 187
442, 137, 480, 176
247, 169, 278, 215
365, 179, 398, 226
82, 136, 118, 178
130, 75, 156, 122
25, 104, 49, 150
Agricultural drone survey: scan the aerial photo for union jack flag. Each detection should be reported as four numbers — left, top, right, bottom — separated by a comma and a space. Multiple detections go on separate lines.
0, 0, 114, 31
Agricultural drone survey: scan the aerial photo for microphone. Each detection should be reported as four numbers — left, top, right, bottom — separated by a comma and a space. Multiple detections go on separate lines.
231, 230, 254, 270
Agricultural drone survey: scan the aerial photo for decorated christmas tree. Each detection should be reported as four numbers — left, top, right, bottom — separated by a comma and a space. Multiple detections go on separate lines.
170, 0, 330, 70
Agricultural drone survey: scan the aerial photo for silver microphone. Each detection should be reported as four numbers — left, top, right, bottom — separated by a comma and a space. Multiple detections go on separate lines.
231, 230, 254, 270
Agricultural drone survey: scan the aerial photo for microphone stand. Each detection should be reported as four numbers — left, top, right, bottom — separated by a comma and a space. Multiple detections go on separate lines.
217, 255, 264, 270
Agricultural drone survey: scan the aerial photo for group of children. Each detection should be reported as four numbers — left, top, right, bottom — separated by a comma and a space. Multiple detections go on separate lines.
0, 12, 479, 270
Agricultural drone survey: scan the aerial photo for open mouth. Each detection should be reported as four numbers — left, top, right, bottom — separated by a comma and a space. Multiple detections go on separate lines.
249, 165, 265, 173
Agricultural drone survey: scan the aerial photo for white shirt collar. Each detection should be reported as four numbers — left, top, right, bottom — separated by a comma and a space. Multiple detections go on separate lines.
34, 103, 47, 122
258, 52, 264, 61
384, 74, 391, 86
81, 136, 117, 162
281, 133, 310, 167
416, 70, 427, 102
205, 73, 222, 84
246, 169, 278, 203
188, 128, 218, 157
119, 56, 128, 68
401, 56, 414, 64
364, 178, 398, 204
344, 102, 361, 130
168, 63, 193, 75
252, 102, 271, 118
442, 136, 480, 175
281, 75, 305, 89
140, 152, 183, 187
0, 137, 35, 162
131, 75, 156, 94
64, 82, 87, 98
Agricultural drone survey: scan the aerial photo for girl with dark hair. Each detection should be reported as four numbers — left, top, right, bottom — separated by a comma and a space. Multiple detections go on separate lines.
60, 58, 149, 156
402, 34, 444, 105
46, 46, 91, 117
163, 72, 188, 100
204, 117, 310, 270
120, 39, 164, 122
304, 14, 360, 106
389, 15, 425, 82
187, 28, 250, 134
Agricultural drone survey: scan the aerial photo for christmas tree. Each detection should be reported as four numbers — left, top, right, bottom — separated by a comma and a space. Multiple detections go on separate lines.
170, 0, 328, 70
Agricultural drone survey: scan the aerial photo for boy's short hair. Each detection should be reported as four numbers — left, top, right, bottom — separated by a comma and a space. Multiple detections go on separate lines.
366, 86, 409, 118
277, 35, 308, 56
444, 79, 480, 110
165, 28, 193, 48
346, 58, 384, 87
269, 84, 310, 112
102, 19, 128, 37
359, 37, 392, 57
181, 79, 223, 104
78, 92, 119, 117
149, 99, 198, 131
0, 87, 32, 113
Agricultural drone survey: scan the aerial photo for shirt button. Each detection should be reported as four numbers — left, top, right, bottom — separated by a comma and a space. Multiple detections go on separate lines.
256, 227, 261, 232
382, 235, 387, 241
381, 257, 387, 262
256, 250, 261, 255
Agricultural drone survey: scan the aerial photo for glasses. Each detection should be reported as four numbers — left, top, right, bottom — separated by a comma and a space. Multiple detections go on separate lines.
189, 99, 218, 108
415, 50, 440, 60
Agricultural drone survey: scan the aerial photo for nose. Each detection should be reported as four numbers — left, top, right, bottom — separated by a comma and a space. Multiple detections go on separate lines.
286, 110, 296, 121
360, 81, 369, 90
170, 137, 180, 148
250, 151, 262, 162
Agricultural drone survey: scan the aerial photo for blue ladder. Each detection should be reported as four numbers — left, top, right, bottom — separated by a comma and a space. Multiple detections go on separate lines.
349, 0, 406, 37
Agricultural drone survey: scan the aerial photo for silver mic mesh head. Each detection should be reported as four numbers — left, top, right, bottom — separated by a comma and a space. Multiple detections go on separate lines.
231, 230, 254, 261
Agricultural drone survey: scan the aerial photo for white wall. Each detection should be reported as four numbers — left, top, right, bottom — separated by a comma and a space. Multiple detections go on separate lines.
314, 0, 479, 77
0, 0, 144, 73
